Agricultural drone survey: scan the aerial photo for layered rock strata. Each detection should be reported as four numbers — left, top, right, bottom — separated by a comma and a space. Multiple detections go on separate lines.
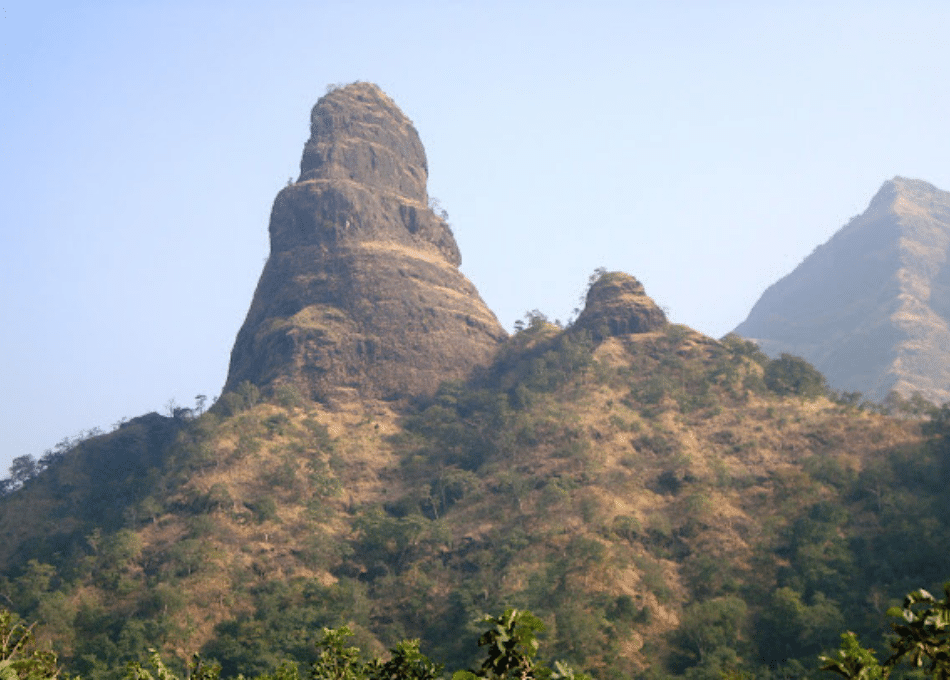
224, 83, 506, 402
573, 272, 668, 339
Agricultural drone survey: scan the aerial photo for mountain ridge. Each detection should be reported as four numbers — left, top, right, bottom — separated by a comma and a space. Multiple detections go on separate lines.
734, 175, 950, 403
2, 86, 949, 680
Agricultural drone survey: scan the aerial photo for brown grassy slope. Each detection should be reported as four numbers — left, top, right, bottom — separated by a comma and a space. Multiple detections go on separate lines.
0, 323, 926, 676
383, 324, 920, 673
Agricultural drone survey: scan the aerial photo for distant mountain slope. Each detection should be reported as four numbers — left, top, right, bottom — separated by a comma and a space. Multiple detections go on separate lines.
734, 177, 950, 403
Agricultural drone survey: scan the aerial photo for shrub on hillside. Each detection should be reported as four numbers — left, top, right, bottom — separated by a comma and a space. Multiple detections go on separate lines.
764, 354, 827, 398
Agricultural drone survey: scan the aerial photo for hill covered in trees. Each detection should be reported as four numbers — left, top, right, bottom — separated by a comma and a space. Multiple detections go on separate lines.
3, 296, 948, 679
2, 84, 949, 680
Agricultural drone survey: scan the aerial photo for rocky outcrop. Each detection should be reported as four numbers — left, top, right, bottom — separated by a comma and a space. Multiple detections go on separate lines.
734, 177, 950, 403
573, 272, 667, 340
224, 83, 506, 402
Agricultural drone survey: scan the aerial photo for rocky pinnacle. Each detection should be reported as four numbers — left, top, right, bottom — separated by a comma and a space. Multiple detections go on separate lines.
224, 83, 506, 403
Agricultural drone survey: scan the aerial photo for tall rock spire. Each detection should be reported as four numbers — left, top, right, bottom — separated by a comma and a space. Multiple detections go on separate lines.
224, 83, 506, 402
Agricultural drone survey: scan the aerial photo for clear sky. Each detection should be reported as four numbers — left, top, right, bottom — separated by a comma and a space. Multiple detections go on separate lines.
2, 1, 949, 476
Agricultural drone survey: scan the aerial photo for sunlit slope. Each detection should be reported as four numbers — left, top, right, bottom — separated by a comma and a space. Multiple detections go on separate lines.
3, 282, 943, 679
735, 177, 950, 403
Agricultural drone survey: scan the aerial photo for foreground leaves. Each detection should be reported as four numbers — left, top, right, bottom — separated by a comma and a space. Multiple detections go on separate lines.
821, 583, 950, 680
453, 609, 588, 680
124, 612, 581, 680
0, 609, 58, 680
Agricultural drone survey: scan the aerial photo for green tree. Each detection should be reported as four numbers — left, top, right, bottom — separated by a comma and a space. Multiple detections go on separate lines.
820, 632, 886, 680
126, 650, 221, 680
764, 354, 827, 398
0, 609, 59, 680
309, 627, 363, 680
300, 626, 442, 680
8, 455, 38, 489
884, 585, 950, 679
720, 334, 769, 366
821, 583, 950, 680
677, 596, 748, 665
453, 608, 588, 680
2, 600, 591, 680
367, 640, 442, 680
759, 587, 843, 665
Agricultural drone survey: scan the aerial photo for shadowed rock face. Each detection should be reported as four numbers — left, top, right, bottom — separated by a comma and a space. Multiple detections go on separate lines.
574, 272, 668, 339
224, 83, 506, 403
734, 177, 950, 403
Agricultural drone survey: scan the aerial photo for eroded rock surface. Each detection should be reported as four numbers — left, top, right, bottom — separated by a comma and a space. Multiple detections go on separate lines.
574, 272, 668, 340
224, 83, 506, 402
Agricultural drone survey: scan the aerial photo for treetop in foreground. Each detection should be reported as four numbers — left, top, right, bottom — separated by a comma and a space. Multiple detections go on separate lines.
821, 583, 950, 680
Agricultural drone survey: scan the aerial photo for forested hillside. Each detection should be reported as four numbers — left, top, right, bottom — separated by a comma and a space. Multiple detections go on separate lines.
2, 286, 948, 679
3, 84, 948, 680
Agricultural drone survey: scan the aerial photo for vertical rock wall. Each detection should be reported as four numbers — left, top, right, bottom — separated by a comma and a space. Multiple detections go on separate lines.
224, 83, 506, 402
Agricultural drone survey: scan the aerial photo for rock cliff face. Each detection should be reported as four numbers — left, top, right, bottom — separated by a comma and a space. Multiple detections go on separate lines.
224, 83, 506, 402
734, 177, 950, 403
573, 272, 667, 339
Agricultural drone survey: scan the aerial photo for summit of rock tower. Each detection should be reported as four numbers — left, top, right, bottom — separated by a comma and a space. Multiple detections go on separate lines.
224, 83, 507, 403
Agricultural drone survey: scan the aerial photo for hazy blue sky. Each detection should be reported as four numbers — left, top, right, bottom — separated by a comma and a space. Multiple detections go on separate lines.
2, 1, 949, 475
